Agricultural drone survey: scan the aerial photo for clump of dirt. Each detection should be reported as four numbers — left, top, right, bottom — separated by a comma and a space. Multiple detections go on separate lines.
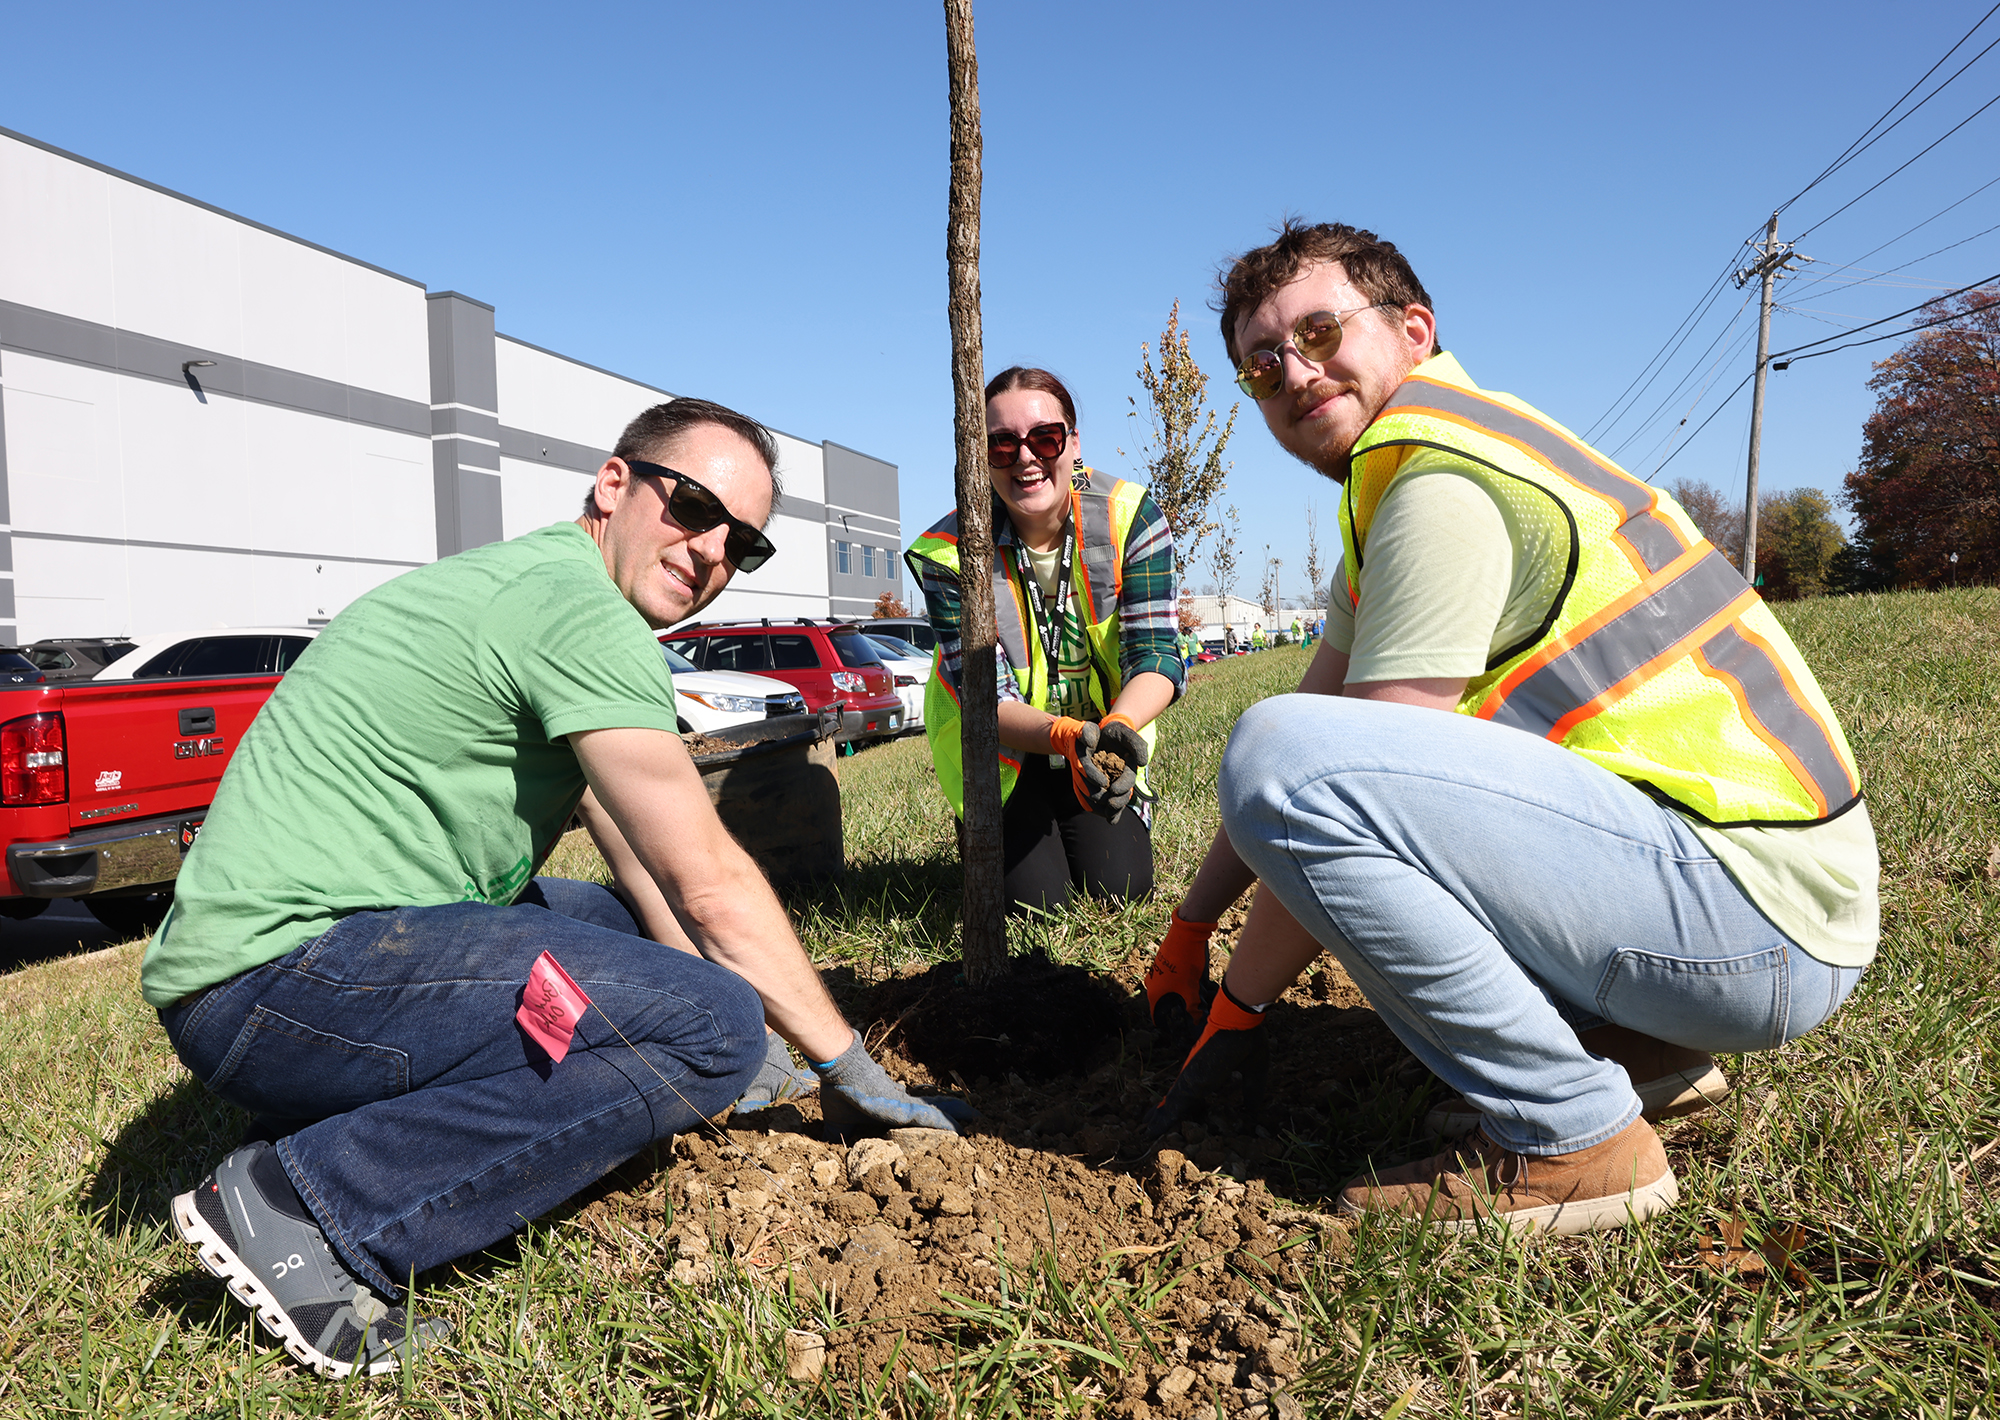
858, 951, 1126, 1084
584, 1117, 1350, 1416
575, 921, 1416, 1416
1094, 750, 1130, 780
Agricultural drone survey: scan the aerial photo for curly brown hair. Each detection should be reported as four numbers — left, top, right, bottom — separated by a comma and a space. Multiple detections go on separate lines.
1215, 219, 1441, 366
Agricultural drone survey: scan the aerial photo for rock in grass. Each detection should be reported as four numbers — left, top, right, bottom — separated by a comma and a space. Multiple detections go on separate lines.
784, 1329, 826, 1381
1154, 1365, 1198, 1402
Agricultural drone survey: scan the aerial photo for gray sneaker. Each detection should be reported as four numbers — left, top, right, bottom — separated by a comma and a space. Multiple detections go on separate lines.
171, 1143, 448, 1378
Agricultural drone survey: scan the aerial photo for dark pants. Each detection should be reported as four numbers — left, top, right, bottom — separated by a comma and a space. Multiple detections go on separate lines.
997, 753, 1154, 914
159, 878, 765, 1296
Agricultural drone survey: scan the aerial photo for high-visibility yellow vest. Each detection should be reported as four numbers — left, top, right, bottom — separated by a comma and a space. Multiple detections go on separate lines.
1340, 355, 1860, 827
904, 470, 1153, 815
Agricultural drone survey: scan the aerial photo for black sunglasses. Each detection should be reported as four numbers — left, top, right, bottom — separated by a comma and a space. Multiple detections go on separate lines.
624, 460, 777, 573
987, 421, 1070, 469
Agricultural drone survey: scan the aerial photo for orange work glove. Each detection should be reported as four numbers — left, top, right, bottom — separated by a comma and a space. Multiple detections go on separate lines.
1145, 980, 1269, 1138
1045, 715, 1110, 813
1144, 908, 1218, 1046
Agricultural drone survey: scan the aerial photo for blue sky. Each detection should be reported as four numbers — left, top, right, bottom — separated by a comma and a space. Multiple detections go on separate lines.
6, 1, 1996, 603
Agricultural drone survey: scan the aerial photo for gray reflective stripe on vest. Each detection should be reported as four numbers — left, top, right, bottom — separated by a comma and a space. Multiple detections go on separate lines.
1378, 380, 1688, 574
1076, 479, 1122, 621
1486, 548, 1746, 737
1697, 623, 1857, 808
989, 560, 1034, 675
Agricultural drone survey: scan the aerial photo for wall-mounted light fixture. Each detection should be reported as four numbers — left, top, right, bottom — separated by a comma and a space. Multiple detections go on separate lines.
181, 360, 216, 373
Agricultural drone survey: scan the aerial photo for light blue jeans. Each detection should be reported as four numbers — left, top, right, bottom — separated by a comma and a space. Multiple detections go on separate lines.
1219, 695, 1863, 1155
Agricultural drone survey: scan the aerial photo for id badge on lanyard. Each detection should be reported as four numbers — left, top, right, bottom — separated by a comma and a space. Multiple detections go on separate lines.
1013, 525, 1075, 712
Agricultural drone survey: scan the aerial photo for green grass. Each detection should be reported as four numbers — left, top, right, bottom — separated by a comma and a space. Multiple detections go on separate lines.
4, 591, 1998, 1416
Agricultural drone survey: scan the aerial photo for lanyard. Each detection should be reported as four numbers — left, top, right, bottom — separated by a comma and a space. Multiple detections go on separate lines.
1012, 519, 1076, 675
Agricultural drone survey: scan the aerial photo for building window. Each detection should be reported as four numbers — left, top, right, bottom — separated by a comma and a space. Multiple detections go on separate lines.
888, 543, 899, 580
837, 540, 851, 574
862, 544, 876, 577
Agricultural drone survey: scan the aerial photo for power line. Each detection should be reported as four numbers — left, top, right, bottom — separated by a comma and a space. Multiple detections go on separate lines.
1770, 2, 2000, 222
1770, 280, 2000, 365
1584, 257, 1742, 442
1607, 291, 1757, 460
1784, 177, 2000, 304
1794, 88, 2000, 241
1651, 371, 1756, 480
1767, 268, 2000, 360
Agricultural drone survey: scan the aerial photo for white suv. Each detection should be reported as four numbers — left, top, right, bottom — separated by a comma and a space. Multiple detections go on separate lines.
662, 643, 806, 734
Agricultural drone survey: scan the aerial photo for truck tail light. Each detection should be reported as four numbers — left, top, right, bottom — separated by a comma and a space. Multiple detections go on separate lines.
1, 712, 67, 805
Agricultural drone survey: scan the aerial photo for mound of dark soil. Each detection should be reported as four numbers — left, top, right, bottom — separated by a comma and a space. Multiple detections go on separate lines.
858, 951, 1127, 1084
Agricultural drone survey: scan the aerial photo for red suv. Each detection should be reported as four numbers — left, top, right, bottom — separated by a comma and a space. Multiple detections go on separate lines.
661, 619, 904, 746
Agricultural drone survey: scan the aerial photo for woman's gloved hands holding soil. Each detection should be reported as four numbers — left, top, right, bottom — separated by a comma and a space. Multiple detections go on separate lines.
811, 1030, 978, 1141
1046, 713, 1149, 823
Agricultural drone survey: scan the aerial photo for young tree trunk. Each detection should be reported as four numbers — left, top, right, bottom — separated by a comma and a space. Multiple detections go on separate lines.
943, 0, 1008, 985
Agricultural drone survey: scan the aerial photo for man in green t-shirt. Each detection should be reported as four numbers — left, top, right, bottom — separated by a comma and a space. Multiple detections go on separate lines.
150, 398, 965, 1379
1141, 220, 1876, 1238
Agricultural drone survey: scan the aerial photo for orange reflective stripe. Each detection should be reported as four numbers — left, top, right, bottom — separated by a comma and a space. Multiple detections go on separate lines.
1378, 378, 1689, 573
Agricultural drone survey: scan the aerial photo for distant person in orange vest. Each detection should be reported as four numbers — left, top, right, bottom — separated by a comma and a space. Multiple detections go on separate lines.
1142, 220, 1875, 1237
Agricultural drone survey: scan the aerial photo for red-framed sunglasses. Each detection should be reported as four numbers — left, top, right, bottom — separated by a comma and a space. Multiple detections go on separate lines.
987, 421, 1070, 469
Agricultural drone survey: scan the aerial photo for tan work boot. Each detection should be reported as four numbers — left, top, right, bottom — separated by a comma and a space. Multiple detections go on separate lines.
1425, 1023, 1729, 1139
1338, 1117, 1679, 1235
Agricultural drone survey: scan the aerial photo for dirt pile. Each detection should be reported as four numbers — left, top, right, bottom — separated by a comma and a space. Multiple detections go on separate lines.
576, 923, 1418, 1415
585, 1120, 1349, 1417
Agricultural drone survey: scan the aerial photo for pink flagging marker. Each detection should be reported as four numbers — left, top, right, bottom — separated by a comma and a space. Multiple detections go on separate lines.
517, 951, 593, 1064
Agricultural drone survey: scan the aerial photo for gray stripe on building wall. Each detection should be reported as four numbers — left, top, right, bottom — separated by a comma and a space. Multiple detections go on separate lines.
0, 299, 430, 437
12, 528, 425, 568
499, 426, 610, 475
0, 126, 428, 289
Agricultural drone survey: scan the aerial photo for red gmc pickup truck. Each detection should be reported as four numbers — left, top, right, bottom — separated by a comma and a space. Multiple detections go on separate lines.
0, 628, 314, 936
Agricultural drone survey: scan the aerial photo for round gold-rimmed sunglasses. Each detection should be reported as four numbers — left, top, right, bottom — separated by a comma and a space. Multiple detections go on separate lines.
1233, 305, 1391, 400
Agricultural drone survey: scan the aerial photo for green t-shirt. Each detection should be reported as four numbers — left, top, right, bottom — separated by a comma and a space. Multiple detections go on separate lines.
140, 521, 679, 1008
1323, 460, 1878, 969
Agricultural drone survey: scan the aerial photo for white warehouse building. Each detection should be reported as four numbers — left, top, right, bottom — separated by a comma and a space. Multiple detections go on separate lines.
0, 126, 904, 645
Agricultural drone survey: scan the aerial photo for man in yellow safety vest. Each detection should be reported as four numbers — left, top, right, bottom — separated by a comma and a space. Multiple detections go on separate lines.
1141, 220, 1876, 1237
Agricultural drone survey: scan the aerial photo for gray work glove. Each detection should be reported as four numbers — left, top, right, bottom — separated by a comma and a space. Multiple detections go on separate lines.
1092, 714, 1149, 823
732, 1030, 819, 1114
810, 1030, 977, 1141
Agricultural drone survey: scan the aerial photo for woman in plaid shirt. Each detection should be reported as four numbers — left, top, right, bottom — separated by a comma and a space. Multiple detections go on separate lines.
908, 368, 1184, 913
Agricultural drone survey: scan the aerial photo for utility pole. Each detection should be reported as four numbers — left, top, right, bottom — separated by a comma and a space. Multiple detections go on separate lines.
1734, 215, 1809, 586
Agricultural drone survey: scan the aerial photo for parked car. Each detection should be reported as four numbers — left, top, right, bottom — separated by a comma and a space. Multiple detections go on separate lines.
863, 634, 929, 733
16, 638, 136, 679
0, 653, 45, 687
661, 643, 807, 735
859, 616, 938, 655
660, 619, 903, 746
0, 626, 320, 935
94, 627, 317, 680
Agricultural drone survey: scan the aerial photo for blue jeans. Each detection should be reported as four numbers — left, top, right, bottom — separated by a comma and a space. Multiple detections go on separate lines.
160, 878, 765, 1296
1219, 696, 1862, 1155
